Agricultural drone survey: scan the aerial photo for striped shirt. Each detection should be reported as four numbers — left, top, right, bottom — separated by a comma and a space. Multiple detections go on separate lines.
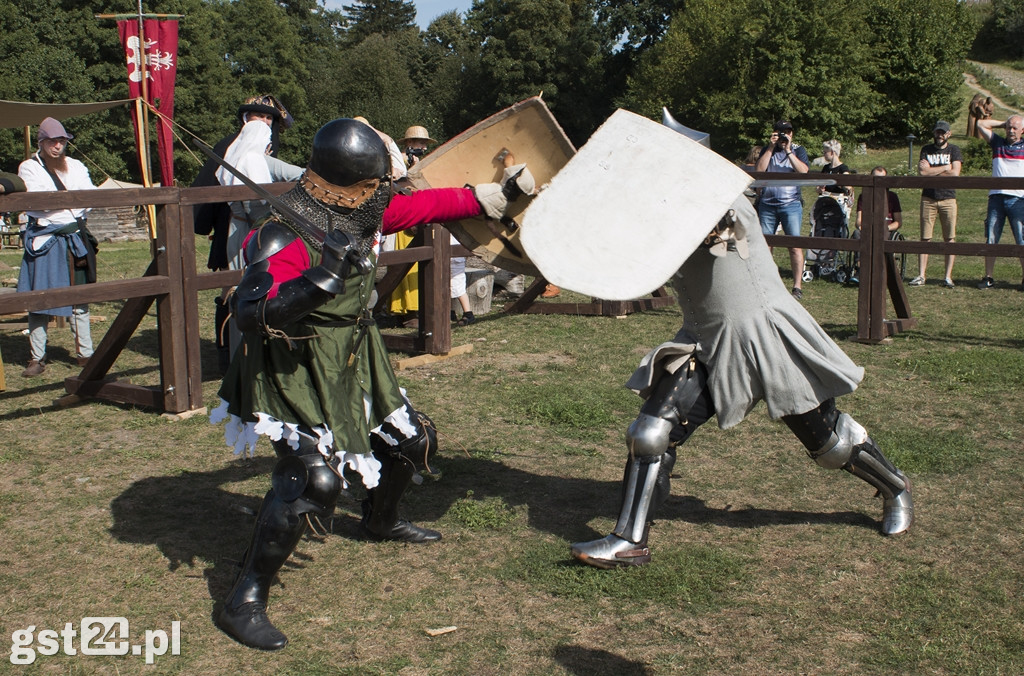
990, 135, 1024, 198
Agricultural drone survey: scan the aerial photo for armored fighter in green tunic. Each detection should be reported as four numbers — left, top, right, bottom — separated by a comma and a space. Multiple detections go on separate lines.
211, 118, 532, 650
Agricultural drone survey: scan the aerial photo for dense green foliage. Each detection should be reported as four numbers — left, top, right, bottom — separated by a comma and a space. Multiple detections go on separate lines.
621, 0, 976, 159
0, 0, 980, 183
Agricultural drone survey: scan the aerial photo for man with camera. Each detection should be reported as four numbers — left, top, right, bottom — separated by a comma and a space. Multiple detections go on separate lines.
755, 120, 809, 299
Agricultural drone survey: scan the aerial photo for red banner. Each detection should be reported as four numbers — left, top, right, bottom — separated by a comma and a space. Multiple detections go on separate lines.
118, 19, 178, 186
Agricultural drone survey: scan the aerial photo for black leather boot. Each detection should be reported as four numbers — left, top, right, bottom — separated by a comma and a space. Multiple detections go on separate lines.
360, 453, 441, 543
218, 491, 306, 650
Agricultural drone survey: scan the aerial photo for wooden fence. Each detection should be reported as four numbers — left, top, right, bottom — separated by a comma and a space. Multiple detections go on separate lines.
1, 174, 1022, 414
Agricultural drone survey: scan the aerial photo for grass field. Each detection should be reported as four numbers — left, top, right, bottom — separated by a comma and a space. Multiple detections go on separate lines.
1, 73, 1023, 675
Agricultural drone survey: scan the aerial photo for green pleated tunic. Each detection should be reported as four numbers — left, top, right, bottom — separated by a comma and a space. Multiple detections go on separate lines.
217, 237, 406, 459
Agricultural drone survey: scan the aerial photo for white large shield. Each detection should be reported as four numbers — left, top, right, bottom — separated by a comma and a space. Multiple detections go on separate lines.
520, 109, 752, 300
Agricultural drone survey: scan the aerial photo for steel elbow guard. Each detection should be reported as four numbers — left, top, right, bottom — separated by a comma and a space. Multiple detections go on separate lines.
626, 413, 674, 458
234, 273, 334, 336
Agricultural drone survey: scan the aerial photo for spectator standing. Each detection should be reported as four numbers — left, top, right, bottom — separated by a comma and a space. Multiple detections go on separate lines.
192, 94, 294, 371
216, 120, 302, 358
975, 115, 1024, 289
855, 166, 902, 235
16, 117, 98, 377
817, 139, 854, 216
449, 233, 475, 325
755, 120, 809, 299
374, 121, 421, 324
909, 121, 961, 288
400, 125, 435, 168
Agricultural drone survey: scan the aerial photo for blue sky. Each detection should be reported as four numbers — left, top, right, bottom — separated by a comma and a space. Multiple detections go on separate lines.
322, 0, 475, 30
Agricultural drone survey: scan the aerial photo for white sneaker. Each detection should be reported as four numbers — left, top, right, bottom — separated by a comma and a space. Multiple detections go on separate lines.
908, 276, 925, 286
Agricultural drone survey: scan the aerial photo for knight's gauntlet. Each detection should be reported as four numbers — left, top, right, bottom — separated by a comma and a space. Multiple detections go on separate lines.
473, 163, 536, 220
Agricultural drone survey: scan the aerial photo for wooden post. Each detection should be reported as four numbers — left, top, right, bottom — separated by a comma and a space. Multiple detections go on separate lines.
178, 199, 204, 411
428, 224, 452, 355
154, 200, 190, 412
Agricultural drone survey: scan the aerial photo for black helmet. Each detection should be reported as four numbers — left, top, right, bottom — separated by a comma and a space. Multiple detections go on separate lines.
307, 119, 390, 188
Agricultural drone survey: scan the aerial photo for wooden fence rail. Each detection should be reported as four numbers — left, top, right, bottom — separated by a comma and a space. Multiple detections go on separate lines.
1, 173, 1022, 413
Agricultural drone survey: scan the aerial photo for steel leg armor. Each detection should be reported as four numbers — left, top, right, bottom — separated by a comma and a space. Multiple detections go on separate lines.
783, 400, 913, 535
218, 432, 342, 650
360, 408, 442, 543
572, 358, 713, 568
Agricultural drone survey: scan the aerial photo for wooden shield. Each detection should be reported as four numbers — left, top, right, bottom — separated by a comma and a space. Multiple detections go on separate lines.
520, 109, 753, 300
408, 97, 575, 276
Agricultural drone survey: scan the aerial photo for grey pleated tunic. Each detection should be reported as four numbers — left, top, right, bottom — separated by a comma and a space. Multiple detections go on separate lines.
668, 196, 863, 429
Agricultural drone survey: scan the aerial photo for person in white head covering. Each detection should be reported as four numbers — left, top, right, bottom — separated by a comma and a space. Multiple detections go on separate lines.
217, 120, 302, 355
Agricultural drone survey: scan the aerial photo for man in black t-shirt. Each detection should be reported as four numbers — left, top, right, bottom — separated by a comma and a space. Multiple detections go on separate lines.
909, 120, 961, 288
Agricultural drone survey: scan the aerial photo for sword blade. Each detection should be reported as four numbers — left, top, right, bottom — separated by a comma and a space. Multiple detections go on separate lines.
750, 178, 837, 187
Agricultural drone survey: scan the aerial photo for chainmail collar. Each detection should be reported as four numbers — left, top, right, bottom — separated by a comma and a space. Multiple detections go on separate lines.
272, 182, 391, 256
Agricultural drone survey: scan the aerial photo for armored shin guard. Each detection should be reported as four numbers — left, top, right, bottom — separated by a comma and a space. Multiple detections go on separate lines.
843, 434, 913, 535
218, 444, 342, 650
572, 359, 711, 569
361, 408, 441, 543
788, 404, 913, 536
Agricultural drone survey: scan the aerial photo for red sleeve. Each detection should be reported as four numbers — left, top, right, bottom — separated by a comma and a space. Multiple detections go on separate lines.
242, 228, 312, 299
382, 187, 482, 234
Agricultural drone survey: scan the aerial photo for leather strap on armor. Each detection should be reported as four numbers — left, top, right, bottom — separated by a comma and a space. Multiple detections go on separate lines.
300, 169, 381, 210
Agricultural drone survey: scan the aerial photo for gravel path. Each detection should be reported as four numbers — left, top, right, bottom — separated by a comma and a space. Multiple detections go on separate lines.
967, 61, 1024, 114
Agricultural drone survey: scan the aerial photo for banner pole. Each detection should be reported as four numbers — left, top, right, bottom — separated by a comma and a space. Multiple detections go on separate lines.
134, 98, 158, 239
136, 0, 154, 188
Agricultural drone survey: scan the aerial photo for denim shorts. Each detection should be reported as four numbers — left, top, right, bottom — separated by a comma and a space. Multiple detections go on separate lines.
758, 201, 803, 237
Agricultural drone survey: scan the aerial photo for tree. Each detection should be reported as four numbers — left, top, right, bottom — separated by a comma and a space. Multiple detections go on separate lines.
416, 11, 477, 140
861, 0, 976, 139
623, 0, 875, 158
462, 0, 615, 144
621, 0, 975, 159
316, 33, 423, 141
992, 0, 1024, 57
342, 0, 416, 44
0, 0, 133, 178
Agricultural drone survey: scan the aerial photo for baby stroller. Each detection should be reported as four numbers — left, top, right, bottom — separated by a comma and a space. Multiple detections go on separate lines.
802, 194, 855, 284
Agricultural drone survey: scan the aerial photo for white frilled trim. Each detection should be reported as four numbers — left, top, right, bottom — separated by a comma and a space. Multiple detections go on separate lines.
371, 400, 419, 449
209, 398, 383, 490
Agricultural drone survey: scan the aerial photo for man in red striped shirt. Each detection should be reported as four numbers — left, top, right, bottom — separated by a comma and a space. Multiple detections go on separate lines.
976, 115, 1024, 289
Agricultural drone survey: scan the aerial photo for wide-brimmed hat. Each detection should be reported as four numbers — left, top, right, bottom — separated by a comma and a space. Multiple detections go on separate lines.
399, 125, 436, 145
238, 94, 294, 129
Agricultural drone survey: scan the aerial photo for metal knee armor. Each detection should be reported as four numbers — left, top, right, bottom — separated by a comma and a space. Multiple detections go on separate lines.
785, 401, 913, 535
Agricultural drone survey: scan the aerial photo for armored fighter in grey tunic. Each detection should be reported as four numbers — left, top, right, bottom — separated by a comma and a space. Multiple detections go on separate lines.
573, 196, 913, 570
670, 196, 862, 427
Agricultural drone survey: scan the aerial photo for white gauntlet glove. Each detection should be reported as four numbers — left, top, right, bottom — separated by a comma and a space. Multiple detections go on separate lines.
473, 163, 536, 220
